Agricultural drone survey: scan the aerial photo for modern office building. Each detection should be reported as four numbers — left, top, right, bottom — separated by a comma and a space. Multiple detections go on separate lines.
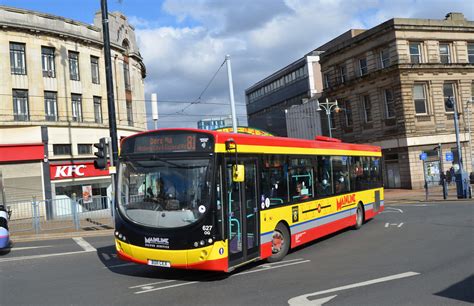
245, 52, 323, 136
318, 12, 473, 189
0, 6, 146, 204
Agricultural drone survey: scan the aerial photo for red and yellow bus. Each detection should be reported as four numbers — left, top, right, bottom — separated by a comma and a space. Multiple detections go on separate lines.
115, 128, 384, 272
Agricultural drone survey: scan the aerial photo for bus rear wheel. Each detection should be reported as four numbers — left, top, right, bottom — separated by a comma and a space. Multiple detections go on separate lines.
354, 203, 364, 230
267, 223, 290, 263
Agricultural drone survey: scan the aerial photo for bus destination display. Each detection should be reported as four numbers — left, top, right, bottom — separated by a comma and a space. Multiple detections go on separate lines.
126, 132, 213, 154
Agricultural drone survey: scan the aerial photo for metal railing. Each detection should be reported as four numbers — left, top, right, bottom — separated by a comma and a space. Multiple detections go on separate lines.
7, 195, 114, 235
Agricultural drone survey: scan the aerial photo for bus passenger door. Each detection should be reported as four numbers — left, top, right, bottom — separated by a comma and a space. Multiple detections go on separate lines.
226, 158, 259, 267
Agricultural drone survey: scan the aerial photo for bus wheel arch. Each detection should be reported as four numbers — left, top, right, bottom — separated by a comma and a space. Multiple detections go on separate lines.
354, 201, 365, 230
267, 222, 290, 263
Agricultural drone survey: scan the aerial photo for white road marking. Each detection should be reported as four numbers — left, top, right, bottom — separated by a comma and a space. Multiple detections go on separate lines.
131, 258, 311, 294
72, 237, 96, 252
385, 223, 403, 228
259, 258, 306, 268
135, 281, 199, 294
0, 250, 92, 263
235, 259, 311, 276
287, 271, 420, 305
381, 207, 404, 213
129, 279, 176, 289
11, 246, 53, 251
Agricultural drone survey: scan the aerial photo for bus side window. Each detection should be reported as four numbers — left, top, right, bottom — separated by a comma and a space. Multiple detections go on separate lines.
332, 156, 350, 194
289, 158, 314, 202
260, 155, 288, 205
316, 156, 333, 197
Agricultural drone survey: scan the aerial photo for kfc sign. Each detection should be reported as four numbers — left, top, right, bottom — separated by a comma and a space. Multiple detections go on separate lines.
50, 162, 109, 180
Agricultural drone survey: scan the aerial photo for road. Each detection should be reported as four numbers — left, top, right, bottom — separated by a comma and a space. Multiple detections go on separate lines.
1, 202, 473, 305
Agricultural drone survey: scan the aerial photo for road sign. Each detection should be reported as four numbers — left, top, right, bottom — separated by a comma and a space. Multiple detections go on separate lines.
446, 151, 454, 162
419, 152, 427, 161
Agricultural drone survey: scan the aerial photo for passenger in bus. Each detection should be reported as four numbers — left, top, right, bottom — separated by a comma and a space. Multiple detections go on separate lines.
296, 182, 309, 200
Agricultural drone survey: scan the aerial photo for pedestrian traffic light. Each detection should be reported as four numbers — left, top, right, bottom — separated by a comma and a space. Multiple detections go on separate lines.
93, 137, 108, 170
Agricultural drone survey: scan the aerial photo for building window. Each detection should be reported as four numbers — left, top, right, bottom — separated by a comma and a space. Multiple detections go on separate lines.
362, 95, 372, 123
71, 94, 82, 122
343, 100, 353, 127
439, 43, 451, 64
44, 91, 58, 121
468, 43, 474, 64
323, 72, 330, 88
359, 58, 368, 76
409, 42, 422, 64
53, 144, 71, 155
471, 82, 474, 102
13, 89, 29, 121
93, 96, 102, 124
443, 83, 456, 112
380, 48, 390, 68
123, 61, 131, 90
413, 84, 428, 114
329, 112, 336, 131
41, 46, 55, 77
339, 66, 347, 83
91, 56, 100, 84
126, 99, 133, 126
77, 144, 92, 155
68, 51, 80, 81
384, 89, 396, 118
10, 42, 26, 75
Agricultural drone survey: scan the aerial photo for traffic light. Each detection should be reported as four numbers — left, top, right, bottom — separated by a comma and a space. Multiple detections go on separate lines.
93, 137, 108, 170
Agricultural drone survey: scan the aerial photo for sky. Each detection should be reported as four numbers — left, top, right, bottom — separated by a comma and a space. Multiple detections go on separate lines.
1, 0, 473, 129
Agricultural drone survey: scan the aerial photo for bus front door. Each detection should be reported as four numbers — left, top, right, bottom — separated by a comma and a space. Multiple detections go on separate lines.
226, 158, 259, 268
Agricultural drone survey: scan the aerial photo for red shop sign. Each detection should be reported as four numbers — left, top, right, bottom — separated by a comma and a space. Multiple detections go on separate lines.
50, 162, 110, 180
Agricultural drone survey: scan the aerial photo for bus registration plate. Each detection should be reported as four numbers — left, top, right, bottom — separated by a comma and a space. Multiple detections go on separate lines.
147, 259, 171, 268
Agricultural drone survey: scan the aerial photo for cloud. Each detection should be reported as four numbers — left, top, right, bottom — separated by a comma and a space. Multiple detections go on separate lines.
133, 0, 473, 129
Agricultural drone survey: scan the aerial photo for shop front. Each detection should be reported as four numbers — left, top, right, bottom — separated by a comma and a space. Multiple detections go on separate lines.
50, 162, 111, 211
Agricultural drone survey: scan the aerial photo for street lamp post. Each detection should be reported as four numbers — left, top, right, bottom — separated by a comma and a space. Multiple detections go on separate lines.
446, 96, 470, 198
466, 99, 473, 172
316, 98, 339, 138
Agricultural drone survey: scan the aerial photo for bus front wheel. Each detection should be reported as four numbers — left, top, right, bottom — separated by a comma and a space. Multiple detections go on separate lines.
267, 223, 290, 263
354, 203, 364, 230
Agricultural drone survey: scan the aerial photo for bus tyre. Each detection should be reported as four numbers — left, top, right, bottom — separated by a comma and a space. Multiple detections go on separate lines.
354, 203, 364, 230
267, 223, 290, 263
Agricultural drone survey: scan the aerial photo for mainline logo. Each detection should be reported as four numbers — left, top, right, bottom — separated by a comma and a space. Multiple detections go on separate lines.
336, 194, 356, 210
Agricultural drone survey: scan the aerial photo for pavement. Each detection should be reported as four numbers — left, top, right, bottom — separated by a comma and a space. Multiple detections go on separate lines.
9, 186, 472, 242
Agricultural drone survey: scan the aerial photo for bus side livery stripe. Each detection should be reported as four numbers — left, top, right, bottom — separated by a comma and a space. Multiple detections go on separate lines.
215, 144, 381, 157
259, 200, 384, 244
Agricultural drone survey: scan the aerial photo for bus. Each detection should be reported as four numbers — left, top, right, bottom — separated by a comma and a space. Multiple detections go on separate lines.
115, 128, 384, 272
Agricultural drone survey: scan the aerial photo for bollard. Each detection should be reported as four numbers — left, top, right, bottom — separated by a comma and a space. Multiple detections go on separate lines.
424, 181, 428, 201
71, 193, 80, 230
32, 196, 40, 234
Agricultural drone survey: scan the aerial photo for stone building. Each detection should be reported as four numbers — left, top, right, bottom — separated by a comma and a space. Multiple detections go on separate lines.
0, 6, 146, 205
318, 12, 473, 189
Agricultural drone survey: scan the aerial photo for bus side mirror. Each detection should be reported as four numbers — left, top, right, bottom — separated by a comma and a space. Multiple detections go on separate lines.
233, 165, 245, 182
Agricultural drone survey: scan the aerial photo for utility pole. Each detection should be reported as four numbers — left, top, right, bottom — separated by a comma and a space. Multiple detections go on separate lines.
225, 55, 238, 133
101, 0, 118, 171
151, 93, 159, 130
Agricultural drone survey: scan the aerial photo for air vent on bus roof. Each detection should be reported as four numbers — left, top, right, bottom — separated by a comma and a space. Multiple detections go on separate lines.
314, 135, 342, 143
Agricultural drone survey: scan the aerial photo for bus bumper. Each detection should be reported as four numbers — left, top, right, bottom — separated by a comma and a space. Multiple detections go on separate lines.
115, 239, 229, 272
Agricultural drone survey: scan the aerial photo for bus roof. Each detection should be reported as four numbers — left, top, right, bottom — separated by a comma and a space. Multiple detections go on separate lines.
123, 128, 381, 157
